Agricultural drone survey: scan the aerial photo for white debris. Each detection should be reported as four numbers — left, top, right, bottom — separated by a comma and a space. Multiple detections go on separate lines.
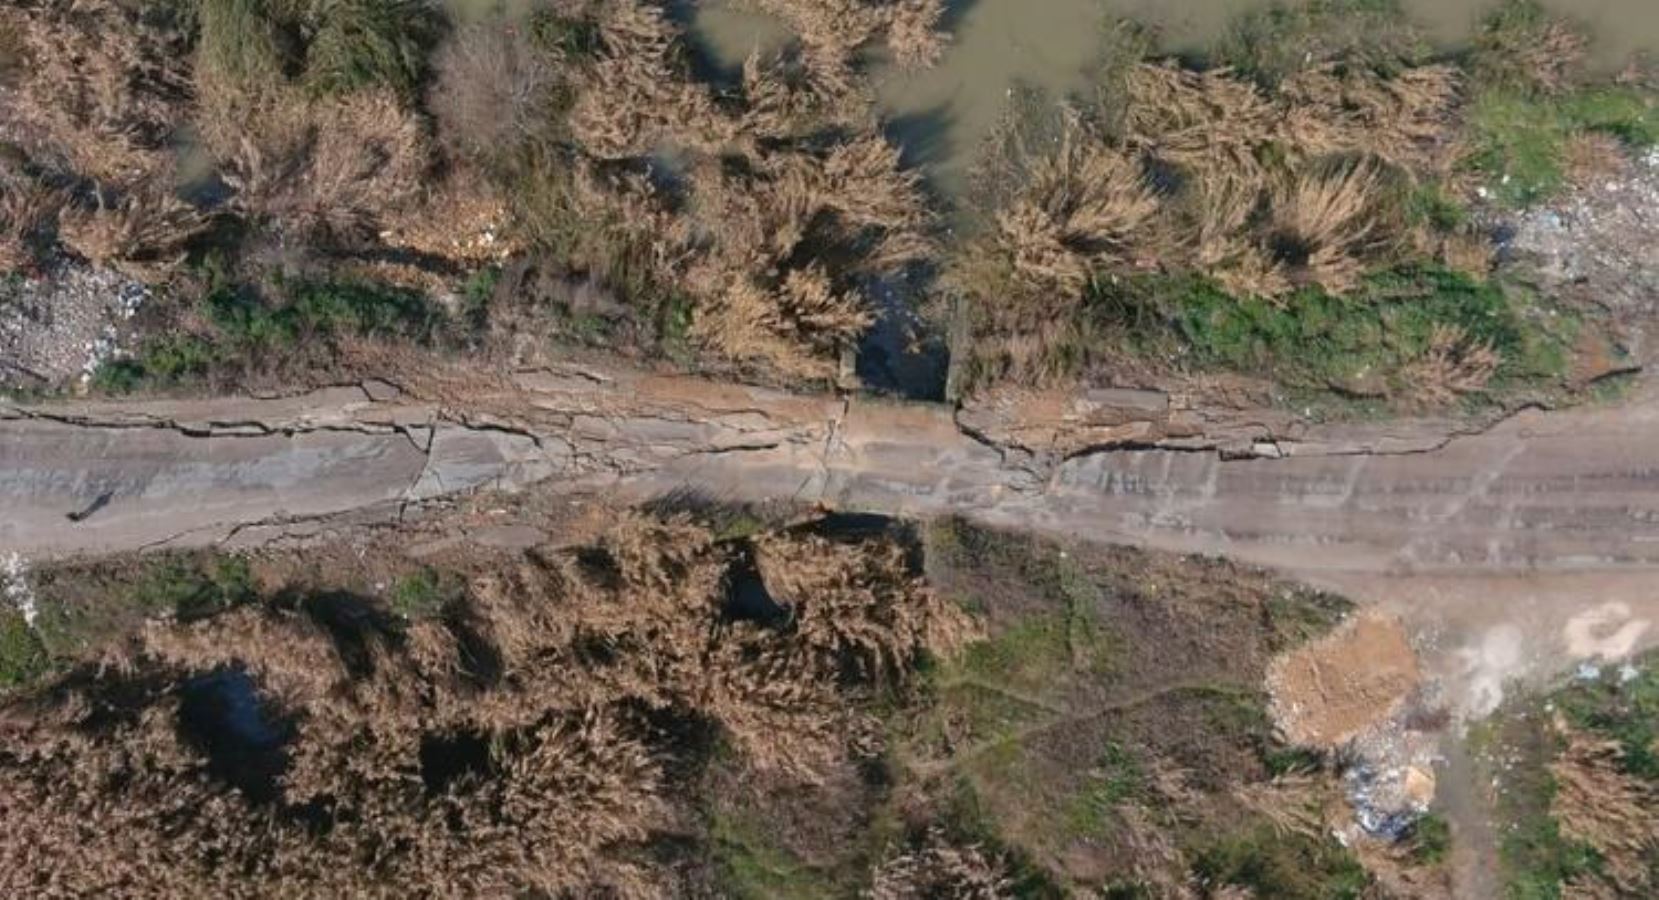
1574, 661, 1603, 682
3, 552, 39, 628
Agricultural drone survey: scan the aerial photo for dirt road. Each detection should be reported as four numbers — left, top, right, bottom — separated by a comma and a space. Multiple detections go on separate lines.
7, 365, 1659, 572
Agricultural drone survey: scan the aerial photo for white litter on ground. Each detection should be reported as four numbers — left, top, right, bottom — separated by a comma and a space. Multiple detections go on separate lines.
2, 552, 39, 628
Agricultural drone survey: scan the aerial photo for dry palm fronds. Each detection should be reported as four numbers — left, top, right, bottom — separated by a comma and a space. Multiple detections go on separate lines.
1270, 159, 1392, 295
58, 188, 210, 281
866, 829, 1012, 899
1398, 324, 1501, 407
1231, 775, 1328, 841
0, 178, 64, 271
1550, 731, 1659, 896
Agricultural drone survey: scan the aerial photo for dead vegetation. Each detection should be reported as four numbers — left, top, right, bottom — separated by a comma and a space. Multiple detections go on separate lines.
0, 175, 62, 272
1549, 729, 1659, 898
957, 53, 1477, 390
741, 0, 950, 71
57, 188, 212, 281
1397, 323, 1500, 408
866, 829, 1013, 899
0, 0, 193, 188
0, 512, 973, 895
496, 0, 933, 378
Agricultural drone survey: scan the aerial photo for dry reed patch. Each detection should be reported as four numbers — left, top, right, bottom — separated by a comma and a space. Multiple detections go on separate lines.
867, 829, 1013, 899
0, 0, 192, 187
523, 1, 930, 378
1549, 730, 1659, 896
567, 0, 729, 159
1267, 615, 1421, 749
1278, 64, 1462, 172
1474, 11, 1588, 96
742, 0, 949, 70
991, 114, 1160, 299
1561, 132, 1631, 187
427, 21, 559, 166
0, 513, 977, 894
1396, 323, 1500, 409
1268, 158, 1396, 296
216, 88, 430, 248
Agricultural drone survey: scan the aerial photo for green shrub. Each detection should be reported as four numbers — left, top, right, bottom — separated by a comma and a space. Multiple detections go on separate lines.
1194, 825, 1371, 899
304, 0, 440, 97
207, 278, 442, 348
198, 0, 300, 89
0, 612, 48, 690
1408, 813, 1452, 865
91, 334, 219, 393
132, 556, 257, 622
389, 568, 462, 621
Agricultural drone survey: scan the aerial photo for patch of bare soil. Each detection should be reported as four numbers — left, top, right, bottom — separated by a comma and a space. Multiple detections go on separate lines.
1268, 614, 1423, 749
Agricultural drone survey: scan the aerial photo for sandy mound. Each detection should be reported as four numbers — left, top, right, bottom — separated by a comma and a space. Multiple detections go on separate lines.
1268, 614, 1422, 748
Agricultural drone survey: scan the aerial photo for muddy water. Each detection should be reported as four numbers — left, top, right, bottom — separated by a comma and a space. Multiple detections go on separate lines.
685, 0, 1659, 190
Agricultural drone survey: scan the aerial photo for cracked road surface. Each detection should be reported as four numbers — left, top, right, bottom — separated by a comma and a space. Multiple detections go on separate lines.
6, 367, 1659, 577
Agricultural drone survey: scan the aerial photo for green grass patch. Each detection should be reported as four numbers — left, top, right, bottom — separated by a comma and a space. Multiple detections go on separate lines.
708, 808, 839, 900
1407, 813, 1452, 866
1552, 654, 1659, 781
1466, 85, 1659, 207
389, 567, 463, 621
0, 612, 48, 691
1193, 824, 1371, 900
30, 554, 256, 661
1063, 742, 1145, 839
128, 556, 257, 623
1086, 265, 1576, 410
1469, 681, 1610, 899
